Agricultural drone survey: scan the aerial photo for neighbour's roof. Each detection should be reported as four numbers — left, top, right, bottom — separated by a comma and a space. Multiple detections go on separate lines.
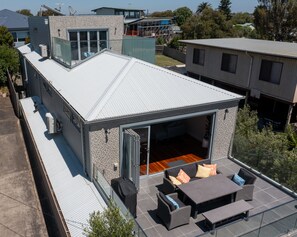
180, 38, 297, 59
18, 44, 243, 122
0, 9, 28, 29
92, 7, 145, 12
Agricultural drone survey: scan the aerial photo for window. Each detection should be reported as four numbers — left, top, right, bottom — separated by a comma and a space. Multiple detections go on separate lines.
259, 60, 283, 85
221, 53, 238, 73
193, 48, 205, 65
68, 30, 108, 61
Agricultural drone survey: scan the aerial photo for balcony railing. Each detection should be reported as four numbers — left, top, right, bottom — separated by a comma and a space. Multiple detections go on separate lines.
92, 164, 147, 237
52, 36, 155, 68
198, 199, 297, 237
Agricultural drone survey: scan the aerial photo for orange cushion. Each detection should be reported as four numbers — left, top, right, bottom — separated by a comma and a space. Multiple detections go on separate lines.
203, 164, 217, 176
176, 169, 190, 184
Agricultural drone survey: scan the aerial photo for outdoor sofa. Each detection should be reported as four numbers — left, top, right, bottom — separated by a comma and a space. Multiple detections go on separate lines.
162, 160, 220, 194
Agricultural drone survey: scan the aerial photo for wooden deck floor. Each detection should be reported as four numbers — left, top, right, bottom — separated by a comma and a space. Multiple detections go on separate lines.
140, 134, 208, 175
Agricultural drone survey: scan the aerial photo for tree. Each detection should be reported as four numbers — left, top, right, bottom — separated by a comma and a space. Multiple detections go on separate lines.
0, 26, 19, 85
254, 0, 297, 41
0, 46, 19, 85
37, 9, 60, 16
232, 105, 297, 192
84, 201, 134, 237
196, 2, 212, 15
173, 7, 193, 26
181, 7, 234, 39
231, 12, 253, 25
218, 0, 232, 20
16, 9, 33, 16
150, 10, 174, 17
0, 26, 14, 47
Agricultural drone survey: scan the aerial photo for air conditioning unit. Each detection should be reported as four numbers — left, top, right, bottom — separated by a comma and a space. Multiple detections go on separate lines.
39, 44, 48, 58
46, 112, 57, 134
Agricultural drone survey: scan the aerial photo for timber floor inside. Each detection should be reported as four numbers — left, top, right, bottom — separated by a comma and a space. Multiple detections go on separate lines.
140, 134, 208, 175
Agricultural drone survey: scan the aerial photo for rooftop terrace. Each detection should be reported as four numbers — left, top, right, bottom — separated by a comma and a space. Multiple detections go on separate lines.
136, 158, 297, 237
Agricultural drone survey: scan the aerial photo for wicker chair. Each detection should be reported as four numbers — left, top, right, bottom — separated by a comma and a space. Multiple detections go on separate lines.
156, 192, 191, 230
229, 168, 257, 201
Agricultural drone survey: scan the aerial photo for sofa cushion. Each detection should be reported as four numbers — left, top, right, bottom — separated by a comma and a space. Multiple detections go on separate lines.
196, 165, 211, 178
176, 169, 190, 184
169, 175, 182, 186
159, 192, 176, 211
182, 163, 197, 178
232, 174, 245, 186
203, 164, 217, 176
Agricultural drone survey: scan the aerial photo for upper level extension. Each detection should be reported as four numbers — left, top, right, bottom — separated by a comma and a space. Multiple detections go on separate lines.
181, 38, 297, 104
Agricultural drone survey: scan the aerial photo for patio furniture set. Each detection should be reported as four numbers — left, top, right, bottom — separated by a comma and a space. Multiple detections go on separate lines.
156, 161, 256, 231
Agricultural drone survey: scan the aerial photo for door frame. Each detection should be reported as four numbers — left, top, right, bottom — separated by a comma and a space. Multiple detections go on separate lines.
119, 109, 218, 181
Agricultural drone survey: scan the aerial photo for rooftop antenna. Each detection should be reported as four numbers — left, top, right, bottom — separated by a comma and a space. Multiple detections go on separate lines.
68, 6, 77, 16
55, 3, 64, 12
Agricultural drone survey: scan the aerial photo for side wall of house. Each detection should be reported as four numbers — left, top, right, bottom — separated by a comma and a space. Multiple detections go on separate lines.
48, 16, 124, 54
22, 56, 84, 165
89, 105, 238, 182
28, 17, 51, 52
212, 106, 238, 161
185, 44, 297, 103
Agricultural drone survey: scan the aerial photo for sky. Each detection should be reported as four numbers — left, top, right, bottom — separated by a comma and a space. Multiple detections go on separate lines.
2, 0, 259, 15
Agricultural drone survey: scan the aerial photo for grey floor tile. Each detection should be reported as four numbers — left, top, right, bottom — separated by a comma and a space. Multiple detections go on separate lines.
154, 224, 184, 237
143, 226, 162, 237
136, 214, 154, 230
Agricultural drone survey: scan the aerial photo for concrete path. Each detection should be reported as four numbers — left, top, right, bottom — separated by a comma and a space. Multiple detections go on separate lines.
0, 97, 48, 237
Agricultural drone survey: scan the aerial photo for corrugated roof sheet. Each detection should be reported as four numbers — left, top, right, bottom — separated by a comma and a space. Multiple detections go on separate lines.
0, 9, 28, 29
18, 44, 242, 122
180, 38, 297, 59
19, 97, 106, 237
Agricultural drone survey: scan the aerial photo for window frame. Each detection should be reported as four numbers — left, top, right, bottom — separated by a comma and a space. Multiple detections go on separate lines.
68, 29, 109, 61
259, 59, 283, 85
192, 48, 205, 66
221, 53, 238, 74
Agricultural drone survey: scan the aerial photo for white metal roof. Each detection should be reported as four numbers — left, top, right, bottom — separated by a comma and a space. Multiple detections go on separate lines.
19, 97, 106, 237
19, 44, 242, 122
180, 38, 297, 59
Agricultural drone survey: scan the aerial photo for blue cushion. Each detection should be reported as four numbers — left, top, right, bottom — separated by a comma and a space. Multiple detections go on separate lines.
166, 195, 180, 209
232, 174, 245, 186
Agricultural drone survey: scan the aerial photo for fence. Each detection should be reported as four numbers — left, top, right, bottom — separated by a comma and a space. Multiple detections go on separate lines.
6, 70, 21, 117
163, 46, 186, 63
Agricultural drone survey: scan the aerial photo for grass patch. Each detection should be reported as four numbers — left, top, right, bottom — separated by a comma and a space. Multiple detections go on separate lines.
155, 54, 183, 67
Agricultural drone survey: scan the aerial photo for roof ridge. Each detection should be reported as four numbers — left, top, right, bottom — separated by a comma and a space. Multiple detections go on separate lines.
85, 57, 136, 120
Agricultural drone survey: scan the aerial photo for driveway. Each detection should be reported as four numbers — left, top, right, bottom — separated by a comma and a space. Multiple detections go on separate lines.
0, 97, 48, 237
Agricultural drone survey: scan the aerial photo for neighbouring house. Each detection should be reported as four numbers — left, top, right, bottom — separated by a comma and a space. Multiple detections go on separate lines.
28, 15, 123, 67
181, 38, 297, 129
0, 9, 29, 47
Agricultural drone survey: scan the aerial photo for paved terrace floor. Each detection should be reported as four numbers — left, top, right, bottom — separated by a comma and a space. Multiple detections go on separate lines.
136, 158, 297, 237
0, 97, 48, 236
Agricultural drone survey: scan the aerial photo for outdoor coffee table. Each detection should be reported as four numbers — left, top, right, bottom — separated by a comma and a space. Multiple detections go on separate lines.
179, 174, 242, 218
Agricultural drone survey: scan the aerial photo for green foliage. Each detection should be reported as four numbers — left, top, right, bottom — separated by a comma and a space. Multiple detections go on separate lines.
156, 37, 166, 45
84, 201, 134, 237
168, 36, 181, 49
231, 12, 253, 25
0, 45, 19, 85
16, 9, 33, 16
254, 0, 297, 41
0, 26, 14, 47
173, 7, 193, 26
150, 10, 174, 17
218, 0, 232, 20
181, 7, 234, 39
196, 2, 212, 15
233, 105, 297, 192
